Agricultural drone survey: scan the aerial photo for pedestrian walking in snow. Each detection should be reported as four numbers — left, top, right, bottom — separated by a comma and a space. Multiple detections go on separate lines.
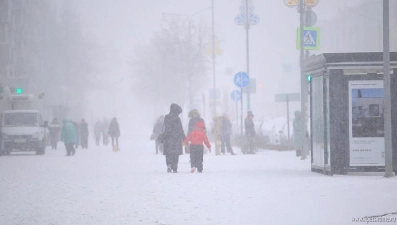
48, 118, 61, 150
221, 114, 235, 155
211, 115, 223, 155
72, 121, 80, 149
102, 118, 109, 146
186, 109, 206, 154
152, 116, 164, 154
163, 103, 186, 173
61, 120, 77, 156
80, 119, 89, 149
293, 111, 306, 159
94, 120, 102, 146
108, 117, 120, 151
242, 111, 256, 154
184, 121, 211, 173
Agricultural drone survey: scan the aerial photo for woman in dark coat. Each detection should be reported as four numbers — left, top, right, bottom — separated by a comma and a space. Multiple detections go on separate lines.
108, 117, 120, 151
79, 119, 89, 149
163, 103, 186, 173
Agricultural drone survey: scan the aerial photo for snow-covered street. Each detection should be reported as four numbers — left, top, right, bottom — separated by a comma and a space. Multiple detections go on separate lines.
0, 133, 396, 225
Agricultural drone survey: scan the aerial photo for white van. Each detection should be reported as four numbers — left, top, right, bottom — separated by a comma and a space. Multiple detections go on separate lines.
1, 110, 47, 155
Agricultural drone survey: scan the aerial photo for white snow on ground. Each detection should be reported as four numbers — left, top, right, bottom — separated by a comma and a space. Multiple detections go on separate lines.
0, 133, 396, 225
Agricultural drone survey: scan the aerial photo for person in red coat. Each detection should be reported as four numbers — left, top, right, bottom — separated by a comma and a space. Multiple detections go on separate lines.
184, 121, 211, 173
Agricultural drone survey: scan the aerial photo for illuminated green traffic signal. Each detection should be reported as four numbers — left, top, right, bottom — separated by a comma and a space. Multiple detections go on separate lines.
16, 88, 23, 94
307, 74, 312, 82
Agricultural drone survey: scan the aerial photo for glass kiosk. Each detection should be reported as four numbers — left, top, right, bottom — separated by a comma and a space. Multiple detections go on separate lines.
304, 52, 397, 175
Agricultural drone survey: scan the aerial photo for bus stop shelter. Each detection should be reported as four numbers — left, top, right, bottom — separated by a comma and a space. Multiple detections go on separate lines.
304, 52, 397, 175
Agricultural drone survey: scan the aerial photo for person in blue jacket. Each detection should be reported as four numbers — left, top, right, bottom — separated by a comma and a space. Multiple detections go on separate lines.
61, 120, 77, 156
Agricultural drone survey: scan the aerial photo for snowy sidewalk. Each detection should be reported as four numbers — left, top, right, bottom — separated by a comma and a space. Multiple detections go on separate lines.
0, 138, 396, 225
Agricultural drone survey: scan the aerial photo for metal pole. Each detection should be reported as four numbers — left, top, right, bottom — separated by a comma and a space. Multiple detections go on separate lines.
245, 0, 251, 111
236, 99, 238, 135
299, 0, 308, 160
383, 0, 394, 177
287, 95, 290, 141
241, 87, 243, 136
211, 0, 216, 117
189, 19, 193, 110
305, 7, 312, 59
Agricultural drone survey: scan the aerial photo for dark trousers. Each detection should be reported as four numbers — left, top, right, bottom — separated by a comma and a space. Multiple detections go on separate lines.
65, 143, 76, 156
221, 135, 234, 154
50, 136, 58, 150
242, 136, 255, 154
111, 136, 119, 147
81, 135, 88, 149
190, 145, 204, 172
165, 154, 179, 172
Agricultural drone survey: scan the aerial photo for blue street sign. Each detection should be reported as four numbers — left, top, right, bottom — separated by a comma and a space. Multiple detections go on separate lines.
296, 27, 321, 50
231, 90, 242, 102
234, 72, 250, 88
235, 4, 260, 26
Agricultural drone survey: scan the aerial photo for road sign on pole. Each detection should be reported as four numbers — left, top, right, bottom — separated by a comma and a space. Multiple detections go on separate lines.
296, 27, 321, 50
275, 93, 301, 102
306, 10, 317, 27
234, 72, 250, 88
234, 71, 249, 136
231, 90, 242, 102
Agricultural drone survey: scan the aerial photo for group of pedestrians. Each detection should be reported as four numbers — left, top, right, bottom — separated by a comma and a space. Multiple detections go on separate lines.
153, 104, 211, 173
48, 118, 89, 152
151, 103, 265, 173
93, 118, 120, 150
211, 114, 236, 155
47, 117, 120, 156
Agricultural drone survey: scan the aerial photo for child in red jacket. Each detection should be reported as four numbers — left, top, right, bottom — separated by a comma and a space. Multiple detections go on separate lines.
183, 121, 211, 173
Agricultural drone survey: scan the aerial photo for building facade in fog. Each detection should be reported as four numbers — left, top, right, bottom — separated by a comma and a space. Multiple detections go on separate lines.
0, 0, 93, 121
0, 0, 55, 91
320, 1, 397, 53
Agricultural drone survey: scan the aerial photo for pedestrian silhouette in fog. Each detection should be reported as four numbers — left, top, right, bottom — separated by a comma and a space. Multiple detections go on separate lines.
163, 103, 185, 173
48, 118, 61, 150
61, 120, 77, 156
79, 119, 89, 149
108, 117, 120, 151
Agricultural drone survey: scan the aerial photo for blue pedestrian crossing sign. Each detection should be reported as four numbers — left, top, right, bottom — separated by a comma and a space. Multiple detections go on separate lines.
296, 27, 321, 50
234, 72, 250, 88
231, 90, 242, 102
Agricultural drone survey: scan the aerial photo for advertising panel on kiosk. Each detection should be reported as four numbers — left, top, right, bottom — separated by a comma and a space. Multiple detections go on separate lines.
349, 80, 385, 167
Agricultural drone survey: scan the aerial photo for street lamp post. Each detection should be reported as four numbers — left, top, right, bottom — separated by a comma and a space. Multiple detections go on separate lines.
299, 0, 309, 160
212, 0, 216, 117
383, 0, 394, 178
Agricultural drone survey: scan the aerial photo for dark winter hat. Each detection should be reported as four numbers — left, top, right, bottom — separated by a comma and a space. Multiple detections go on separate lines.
247, 111, 254, 116
170, 103, 182, 116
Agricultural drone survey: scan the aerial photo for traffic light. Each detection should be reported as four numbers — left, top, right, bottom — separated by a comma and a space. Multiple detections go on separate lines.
16, 88, 23, 94
307, 74, 312, 82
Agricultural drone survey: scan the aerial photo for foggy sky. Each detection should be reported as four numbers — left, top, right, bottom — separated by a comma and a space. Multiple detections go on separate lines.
73, 0, 386, 127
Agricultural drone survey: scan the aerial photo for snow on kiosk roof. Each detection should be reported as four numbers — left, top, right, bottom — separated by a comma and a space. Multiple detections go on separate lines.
3, 110, 40, 114
303, 52, 397, 176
